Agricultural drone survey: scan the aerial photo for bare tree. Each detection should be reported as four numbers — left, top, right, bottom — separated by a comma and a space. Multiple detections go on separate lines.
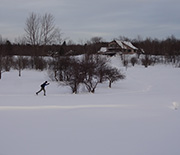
24, 12, 62, 46
48, 56, 83, 93
105, 67, 125, 88
141, 55, 153, 68
0, 55, 12, 79
94, 55, 109, 83
17, 56, 23, 76
14, 36, 27, 76
0, 36, 8, 79
81, 55, 104, 93
64, 59, 83, 94
0, 35, 3, 79
117, 36, 131, 41
90, 36, 103, 44
0, 54, 4, 79
24, 13, 40, 45
130, 57, 138, 66
40, 13, 62, 45
0, 35, 4, 79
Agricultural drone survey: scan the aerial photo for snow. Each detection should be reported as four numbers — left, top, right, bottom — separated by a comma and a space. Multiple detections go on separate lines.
0, 57, 180, 155
115, 40, 138, 50
123, 41, 138, 50
99, 47, 108, 53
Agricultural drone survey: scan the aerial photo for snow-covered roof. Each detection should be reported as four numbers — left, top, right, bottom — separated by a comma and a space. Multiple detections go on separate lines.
99, 47, 108, 53
115, 40, 138, 50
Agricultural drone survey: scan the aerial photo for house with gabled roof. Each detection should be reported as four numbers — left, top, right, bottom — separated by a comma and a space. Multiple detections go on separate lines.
98, 40, 138, 56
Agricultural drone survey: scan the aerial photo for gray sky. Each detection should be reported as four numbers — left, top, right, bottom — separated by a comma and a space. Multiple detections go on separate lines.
0, 0, 180, 43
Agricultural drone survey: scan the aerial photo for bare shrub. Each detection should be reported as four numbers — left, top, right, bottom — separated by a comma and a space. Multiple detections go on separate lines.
105, 67, 125, 88
130, 57, 138, 66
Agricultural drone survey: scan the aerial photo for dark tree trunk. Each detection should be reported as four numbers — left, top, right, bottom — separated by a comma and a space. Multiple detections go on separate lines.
109, 81, 112, 88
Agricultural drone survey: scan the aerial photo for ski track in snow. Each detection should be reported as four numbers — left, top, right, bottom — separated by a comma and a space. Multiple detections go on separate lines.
0, 104, 128, 111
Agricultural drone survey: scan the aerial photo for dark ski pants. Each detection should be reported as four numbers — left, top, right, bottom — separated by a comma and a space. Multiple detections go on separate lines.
36, 87, 46, 96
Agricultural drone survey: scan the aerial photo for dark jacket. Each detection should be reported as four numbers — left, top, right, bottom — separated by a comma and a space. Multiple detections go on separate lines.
41, 81, 49, 88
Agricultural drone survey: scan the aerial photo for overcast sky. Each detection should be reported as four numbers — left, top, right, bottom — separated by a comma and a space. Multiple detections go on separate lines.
0, 0, 180, 43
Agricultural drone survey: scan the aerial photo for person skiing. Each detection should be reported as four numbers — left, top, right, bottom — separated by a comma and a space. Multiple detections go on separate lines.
36, 81, 49, 96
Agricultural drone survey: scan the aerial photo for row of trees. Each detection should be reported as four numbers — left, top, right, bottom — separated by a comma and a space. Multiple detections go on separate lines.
0, 54, 125, 94
0, 56, 48, 79
117, 35, 180, 56
48, 55, 125, 94
1, 50, 179, 80
121, 54, 180, 69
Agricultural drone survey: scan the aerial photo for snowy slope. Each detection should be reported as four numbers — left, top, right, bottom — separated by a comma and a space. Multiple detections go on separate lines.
0, 57, 180, 155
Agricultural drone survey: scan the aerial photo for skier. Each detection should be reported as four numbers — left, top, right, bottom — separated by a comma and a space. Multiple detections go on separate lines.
36, 81, 49, 96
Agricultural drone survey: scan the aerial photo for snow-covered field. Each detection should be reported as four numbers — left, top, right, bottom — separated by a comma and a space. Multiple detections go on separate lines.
0, 56, 180, 155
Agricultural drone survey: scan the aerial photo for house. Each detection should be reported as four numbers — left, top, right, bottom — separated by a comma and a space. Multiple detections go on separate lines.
98, 40, 138, 56
98, 47, 116, 56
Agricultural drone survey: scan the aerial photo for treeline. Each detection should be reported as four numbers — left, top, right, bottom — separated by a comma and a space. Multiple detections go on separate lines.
0, 39, 106, 56
1, 35, 180, 57
0, 56, 49, 79
133, 35, 180, 56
